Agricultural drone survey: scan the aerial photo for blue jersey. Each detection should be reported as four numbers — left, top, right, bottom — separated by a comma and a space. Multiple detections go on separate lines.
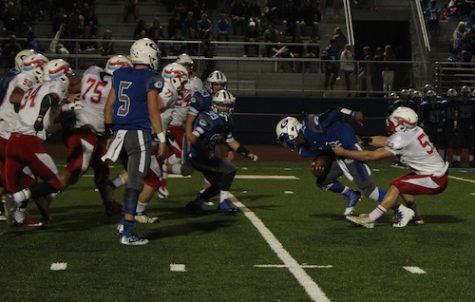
457, 97, 475, 128
418, 98, 445, 128
111, 67, 164, 131
0, 68, 19, 105
190, 110, 234, 158
189, 89, 213, 116
299, 110, 358, 158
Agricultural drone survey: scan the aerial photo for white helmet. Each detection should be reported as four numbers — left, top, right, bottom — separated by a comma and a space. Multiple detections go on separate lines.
161, 62, 189, 90
386, 106, 418, 134
447, 88, 457, 97
105, 55, 132, 74
43, 59, 72, 88
275, 117, 302, 150
206, 70, 227, 93
15, 49, 37, 71
212, 89, 235, 119
21, 54, 49, 83
176, 53, 194, 73
130, 38, 160, 70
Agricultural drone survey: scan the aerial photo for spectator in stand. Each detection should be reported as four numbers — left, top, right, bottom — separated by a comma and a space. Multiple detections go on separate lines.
123, 0, 138, 23
453, 21, 467, 55
332, 27, 347, 55
230, 0, 247, 35
148, 16, 164, 41
340, 44, 354, 96
80, 21, 98, 53
372, 47, 384, 95
244, 21, 260, 57
168, 13, 183, 39
382, 44, 396, 96
299, 0, 321, 38
133, 19, 148, 39
183, 11, 198, 40
68, 8, 85, 39
198, 13, 213, 40
170, 28, 187, 55
1, 34, 21, 68
201, 37, 216, 78
264, 23, 280, 57
322, 38, 339, 91
357, 46, 373, 96
272, 35, 294, 73
25, 27, 41, 52
216, 12, 231, 41
100, 29, 115, 55
246, 0, 262, 28
424, 0, 441, 40
81, 2, 98, 26
303, 35, 320, 73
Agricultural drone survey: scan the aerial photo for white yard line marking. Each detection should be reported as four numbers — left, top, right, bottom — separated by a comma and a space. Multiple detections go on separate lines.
284, 191, 294, 194
372, 168, 380, 171
471, 193, 475, 196
254, 264, 332, 269
403, 266, 426, 274
83, 174, 298, 180
449, 175, 475, 184
170, 264, 186, 272
230, 194, 330, 302
50, 262, 68, 271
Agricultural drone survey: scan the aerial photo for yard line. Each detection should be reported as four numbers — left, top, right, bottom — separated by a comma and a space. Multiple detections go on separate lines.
402, 266, 426, 274
82, 174, 299, 180
254, 264, 333, 269
230, 194, 330, 302
170, 264, 186, 272
449, 175, 475, 184
284, 191, 294, 194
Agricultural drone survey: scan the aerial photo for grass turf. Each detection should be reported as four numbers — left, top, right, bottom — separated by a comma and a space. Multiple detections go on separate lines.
1, 161, 475, 301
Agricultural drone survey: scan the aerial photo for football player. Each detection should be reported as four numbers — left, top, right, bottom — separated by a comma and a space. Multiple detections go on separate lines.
2, 59, 76, 225
57, 55, 133, 216
276, 108, 387, 216
103, 38, 166, 245
185, 90, 258, 215
334, 107, 448, 228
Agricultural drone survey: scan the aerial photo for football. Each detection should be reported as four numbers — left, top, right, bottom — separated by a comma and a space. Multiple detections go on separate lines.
311, 155, 332, 177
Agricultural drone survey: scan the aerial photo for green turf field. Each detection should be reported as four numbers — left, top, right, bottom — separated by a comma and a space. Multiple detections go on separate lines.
1, 161, 475, 302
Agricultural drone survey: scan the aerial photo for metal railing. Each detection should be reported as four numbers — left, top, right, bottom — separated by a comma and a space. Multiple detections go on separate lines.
414, 0, 431, 52
343, 0, 355, 46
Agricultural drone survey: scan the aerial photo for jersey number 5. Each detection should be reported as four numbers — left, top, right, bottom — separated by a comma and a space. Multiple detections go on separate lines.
117, 81, 132, 117
417, 133, 434, 155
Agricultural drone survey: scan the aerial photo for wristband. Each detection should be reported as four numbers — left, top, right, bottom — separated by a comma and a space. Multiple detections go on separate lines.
158, 132, 166, 143
237, 145, 250, 158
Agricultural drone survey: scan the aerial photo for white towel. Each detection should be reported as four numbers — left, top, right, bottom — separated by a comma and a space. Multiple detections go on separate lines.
101, 130, 127, 162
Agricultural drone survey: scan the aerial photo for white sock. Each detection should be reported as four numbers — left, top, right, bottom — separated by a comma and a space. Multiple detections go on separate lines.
220, 191, 229, 203
170, 163, 182, 175
13, 189, 30, 204
136, 201, 148, 215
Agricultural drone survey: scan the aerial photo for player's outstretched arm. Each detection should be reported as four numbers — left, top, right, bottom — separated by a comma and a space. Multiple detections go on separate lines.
332, 145, 392, 161
228, 140, 258, 161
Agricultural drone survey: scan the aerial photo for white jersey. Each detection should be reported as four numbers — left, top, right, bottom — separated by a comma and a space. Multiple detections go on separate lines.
0, 72, 36, 139
186, 76, 203, 94
76, 66, 112, 133
15, 80, 67, 140
159, 81, 178, 111
385, 126, 449, 176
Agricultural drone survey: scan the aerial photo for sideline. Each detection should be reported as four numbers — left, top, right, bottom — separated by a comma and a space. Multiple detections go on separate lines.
230, 194, 330, 302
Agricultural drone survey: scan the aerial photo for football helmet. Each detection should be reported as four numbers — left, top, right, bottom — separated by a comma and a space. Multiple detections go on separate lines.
43, 59, 72, 88
425, 89, 436, 99
130, 38, 159, 70
161, 62, 189, 90
212, 89, 235, 119
461, 85, 471, 95
275, 116, 303, 150
176, 53, 193, 73
205, 70, 227, 94
423, 83, 434, 94
399, 89, 409, 99
446, 88, 457, 97
21, 54, 49, 83
386, 106, 418, 134
105, 55, 132, 74
15, 49, 37, 71
388, 92, 398, 100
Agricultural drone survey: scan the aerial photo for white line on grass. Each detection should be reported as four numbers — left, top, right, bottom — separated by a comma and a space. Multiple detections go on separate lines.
284, 191, 294, 194
254, 264, 332, 269
402, 266, 426, 274
50, 262, 67, 271
170, 264, 186, 272
230, 194, 330, 302
449, 175, 475, 184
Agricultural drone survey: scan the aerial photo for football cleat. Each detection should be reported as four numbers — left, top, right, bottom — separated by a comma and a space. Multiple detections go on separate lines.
120, 234, 149, 245
392, 205, 415, 228
135, 214, 159, 224
217, 199, 239, 214
346, 214, 375, 229
342, 190, 361, 216
186, 200, 205, 215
